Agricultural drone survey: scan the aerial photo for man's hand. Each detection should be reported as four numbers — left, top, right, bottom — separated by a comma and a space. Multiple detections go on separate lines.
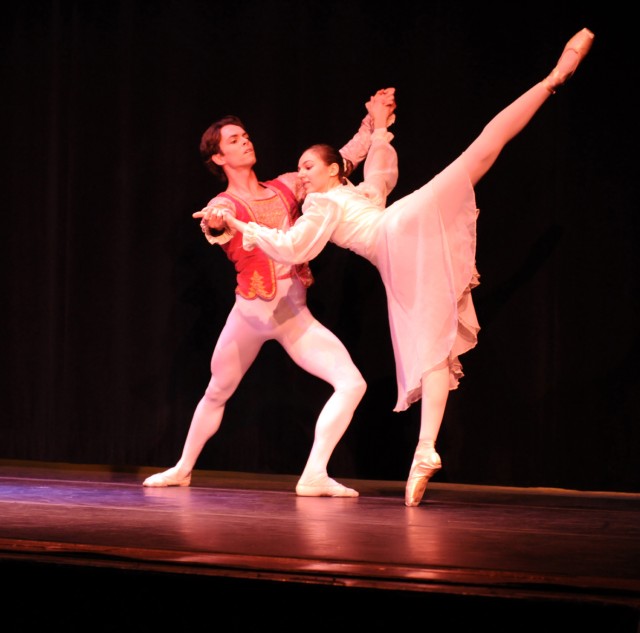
193, 205, 226, 231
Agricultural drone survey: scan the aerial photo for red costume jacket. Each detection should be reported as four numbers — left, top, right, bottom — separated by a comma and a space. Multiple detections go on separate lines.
219, 179, 313, 300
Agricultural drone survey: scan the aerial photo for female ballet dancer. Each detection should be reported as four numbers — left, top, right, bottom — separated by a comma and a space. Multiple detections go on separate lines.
220, 28, 594, 506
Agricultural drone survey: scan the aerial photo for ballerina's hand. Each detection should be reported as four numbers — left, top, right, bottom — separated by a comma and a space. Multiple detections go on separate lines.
221, 210, 246, 233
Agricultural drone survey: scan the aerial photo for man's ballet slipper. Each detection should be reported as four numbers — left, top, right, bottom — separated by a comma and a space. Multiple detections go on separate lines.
142, 469, 191, 487
296, 475, 359, 497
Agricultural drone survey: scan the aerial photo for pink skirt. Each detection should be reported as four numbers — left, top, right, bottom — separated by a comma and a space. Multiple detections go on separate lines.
373, 156, 480, 412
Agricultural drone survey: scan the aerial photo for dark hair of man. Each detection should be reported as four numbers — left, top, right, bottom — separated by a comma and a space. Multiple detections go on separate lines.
199, 115, 247, 181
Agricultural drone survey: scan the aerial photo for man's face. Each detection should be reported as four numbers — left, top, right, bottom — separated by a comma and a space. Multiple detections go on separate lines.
213, 124, 256, 171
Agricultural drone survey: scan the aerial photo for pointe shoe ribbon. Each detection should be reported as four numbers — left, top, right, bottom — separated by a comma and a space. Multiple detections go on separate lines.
543, 27, 594, 94
142, 470, 191, 487
296, 475, 359, 498
404, 447, 442, 507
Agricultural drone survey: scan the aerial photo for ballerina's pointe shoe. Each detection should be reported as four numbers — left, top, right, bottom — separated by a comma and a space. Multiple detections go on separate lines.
404, 441, 442, 507
142, 468, 191, 487
296, 475, 359, 498
543, 27, 594, 94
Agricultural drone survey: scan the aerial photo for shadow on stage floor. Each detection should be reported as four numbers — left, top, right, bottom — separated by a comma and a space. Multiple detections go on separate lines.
1, 460, 639, 631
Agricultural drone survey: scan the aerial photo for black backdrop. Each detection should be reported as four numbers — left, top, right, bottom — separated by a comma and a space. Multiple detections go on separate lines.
2, 1, 638, 492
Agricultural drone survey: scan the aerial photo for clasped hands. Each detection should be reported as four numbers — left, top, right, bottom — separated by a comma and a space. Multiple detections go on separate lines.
367, 87, 396, 128
192, 206, 245, 233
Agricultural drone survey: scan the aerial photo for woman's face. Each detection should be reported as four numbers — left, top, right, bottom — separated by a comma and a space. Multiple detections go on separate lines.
297, 149, 339, 194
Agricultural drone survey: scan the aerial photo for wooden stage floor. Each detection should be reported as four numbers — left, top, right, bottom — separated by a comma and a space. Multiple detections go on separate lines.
1, 460, 639, 631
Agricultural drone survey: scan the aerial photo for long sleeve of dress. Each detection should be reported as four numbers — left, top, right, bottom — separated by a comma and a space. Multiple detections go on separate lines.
339, 113, 374, 170
360, 128, 398, 206
242, 129, 398, 264
242, 196, 343, 265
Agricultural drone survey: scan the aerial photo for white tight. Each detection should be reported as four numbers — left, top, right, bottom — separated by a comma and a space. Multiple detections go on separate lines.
173, 277, 365, 483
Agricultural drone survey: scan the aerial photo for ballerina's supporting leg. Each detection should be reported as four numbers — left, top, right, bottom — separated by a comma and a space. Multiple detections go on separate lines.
405, 360, 449, 507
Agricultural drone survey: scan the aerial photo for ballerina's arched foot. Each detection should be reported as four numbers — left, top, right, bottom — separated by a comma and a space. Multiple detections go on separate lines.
404, 442, 442, 507
543, 27, 594, 94
143, 468, 192, 487
296, 474, 359, 497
